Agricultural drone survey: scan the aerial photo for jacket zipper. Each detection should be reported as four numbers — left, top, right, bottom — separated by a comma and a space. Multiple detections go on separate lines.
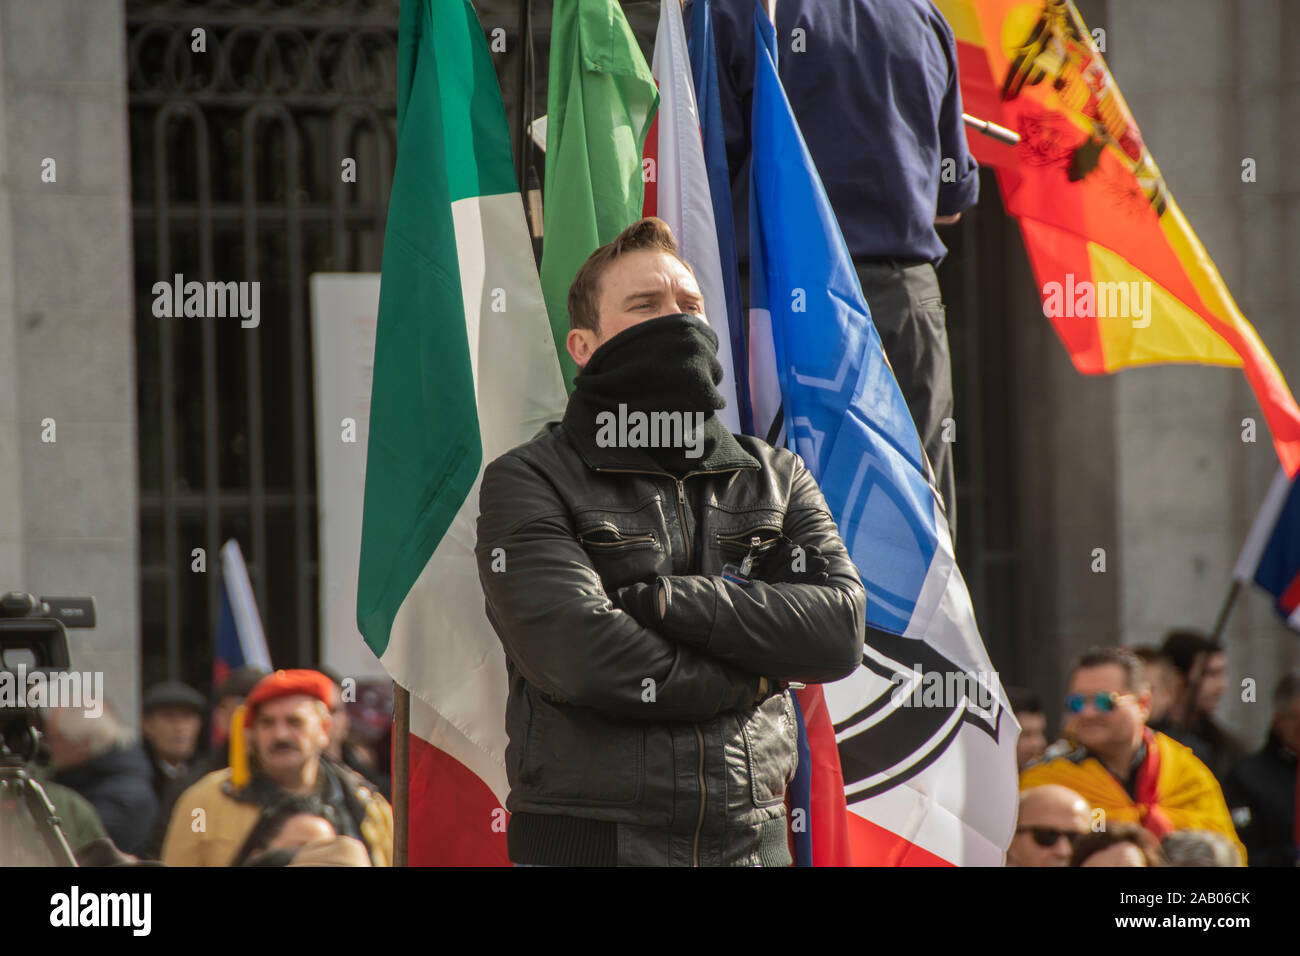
692, 724, 706, 866
675, 479, 691, 569
594, 464, 739, 867
579, 531, 657, 549
592, 465, 739, 572
716, 525, 783, 550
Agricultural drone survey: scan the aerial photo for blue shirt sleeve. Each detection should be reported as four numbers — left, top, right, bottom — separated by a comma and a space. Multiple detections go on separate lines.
933, 7, 979, 217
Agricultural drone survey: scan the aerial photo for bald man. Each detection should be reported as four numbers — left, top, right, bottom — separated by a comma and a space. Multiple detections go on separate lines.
1008, 785, 1092, 867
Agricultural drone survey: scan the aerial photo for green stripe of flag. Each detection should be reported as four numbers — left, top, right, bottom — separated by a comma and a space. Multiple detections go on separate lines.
539, 0, 659, 391
358, 0, 514, 655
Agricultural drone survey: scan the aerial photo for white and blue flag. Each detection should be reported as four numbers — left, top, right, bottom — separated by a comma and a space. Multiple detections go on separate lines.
214, 539, 272, 686
746, 5, 1018, 865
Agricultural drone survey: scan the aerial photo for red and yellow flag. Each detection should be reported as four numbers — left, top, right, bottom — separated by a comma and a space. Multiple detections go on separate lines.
939, 0, 1300, 476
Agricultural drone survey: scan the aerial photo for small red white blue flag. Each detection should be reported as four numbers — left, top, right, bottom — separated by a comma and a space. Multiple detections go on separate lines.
1234, 467, 1300, 630
213, 539, 273, 743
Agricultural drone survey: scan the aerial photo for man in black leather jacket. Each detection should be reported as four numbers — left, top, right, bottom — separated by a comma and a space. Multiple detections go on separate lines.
476, 216, 866, 866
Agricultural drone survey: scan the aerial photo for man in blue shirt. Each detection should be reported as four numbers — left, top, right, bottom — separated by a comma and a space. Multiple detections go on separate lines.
708, 0, 978, 542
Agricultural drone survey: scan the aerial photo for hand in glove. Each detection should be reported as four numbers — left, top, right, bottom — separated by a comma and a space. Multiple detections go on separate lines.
758, 537, 830, 586
610, 580, 662, 626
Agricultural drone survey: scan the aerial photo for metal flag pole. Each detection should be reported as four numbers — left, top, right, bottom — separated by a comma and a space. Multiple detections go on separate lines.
962, 112, 1020, 145
515, 0, 544, 259
1210, 579, 1243, 644
514, 0, 532, 193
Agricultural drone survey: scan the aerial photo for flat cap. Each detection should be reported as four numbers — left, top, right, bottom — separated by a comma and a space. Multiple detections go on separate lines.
142, 680, 207, 716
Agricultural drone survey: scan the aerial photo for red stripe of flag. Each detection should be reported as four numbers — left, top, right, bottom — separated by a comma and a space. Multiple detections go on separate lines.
847, 814, 954, 867
406, 734, 509, 866
642, 89, 659, 217
1277, 569, 1300, 617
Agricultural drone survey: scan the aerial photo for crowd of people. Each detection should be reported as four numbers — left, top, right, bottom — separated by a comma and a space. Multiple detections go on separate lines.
22, 667, 393, 867
1007, 635, 1299, 867
26, 632, 1294, 868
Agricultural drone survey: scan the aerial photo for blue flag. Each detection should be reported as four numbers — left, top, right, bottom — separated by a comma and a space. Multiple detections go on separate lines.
746, 5, 1018, 865
689, 0, 751, 433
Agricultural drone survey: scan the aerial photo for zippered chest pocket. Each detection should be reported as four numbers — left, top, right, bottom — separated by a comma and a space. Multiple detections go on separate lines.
575, 497, 669, 591
578, 527, 657, 550
703, 506, 786, 578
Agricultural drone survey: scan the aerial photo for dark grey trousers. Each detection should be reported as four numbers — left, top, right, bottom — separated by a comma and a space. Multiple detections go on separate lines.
852, 259, 957, 545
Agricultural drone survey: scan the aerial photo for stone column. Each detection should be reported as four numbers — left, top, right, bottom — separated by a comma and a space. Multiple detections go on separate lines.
0, 0, 140, 727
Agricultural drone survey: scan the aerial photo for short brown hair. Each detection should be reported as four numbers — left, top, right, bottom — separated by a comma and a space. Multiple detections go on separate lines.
566, 217, 695, 333
1069, 646, 1146, 693
1069, 822, 1165, 867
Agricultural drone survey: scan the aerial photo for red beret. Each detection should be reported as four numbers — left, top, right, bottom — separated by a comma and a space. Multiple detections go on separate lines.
243, 669, 336, 723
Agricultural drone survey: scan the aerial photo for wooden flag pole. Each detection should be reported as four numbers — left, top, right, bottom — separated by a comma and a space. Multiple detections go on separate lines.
393, 682, 409, 867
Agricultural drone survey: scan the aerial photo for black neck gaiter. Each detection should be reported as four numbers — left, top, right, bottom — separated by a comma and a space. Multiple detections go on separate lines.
565, 313, 732, 476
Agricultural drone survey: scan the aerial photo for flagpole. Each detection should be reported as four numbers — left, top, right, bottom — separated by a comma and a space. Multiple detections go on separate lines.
1210, 578, 1243, 644
515, 0, 544, 258
393, 683, 409, 867
514, 0, 532, 193
962, 112, 1020, 145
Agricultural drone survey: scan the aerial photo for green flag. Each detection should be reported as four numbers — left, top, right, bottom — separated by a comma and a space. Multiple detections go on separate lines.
358, 0, 565, 732
539, 0, 659, 390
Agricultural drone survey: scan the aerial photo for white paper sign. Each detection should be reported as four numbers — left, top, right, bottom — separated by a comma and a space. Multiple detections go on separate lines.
310, 273, 385, 680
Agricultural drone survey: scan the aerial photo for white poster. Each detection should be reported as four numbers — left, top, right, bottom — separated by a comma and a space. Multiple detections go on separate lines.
309, 273, 385, 680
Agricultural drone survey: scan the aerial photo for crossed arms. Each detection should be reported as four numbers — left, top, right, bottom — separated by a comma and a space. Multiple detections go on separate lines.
475, 453, 866, 722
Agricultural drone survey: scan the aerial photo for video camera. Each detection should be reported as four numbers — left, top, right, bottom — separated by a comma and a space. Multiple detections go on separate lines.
0, 591, 95, 866
0, 592, 95, 763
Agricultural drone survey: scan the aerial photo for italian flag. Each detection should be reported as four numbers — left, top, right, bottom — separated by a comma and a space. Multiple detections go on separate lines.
357, 0, 567, 865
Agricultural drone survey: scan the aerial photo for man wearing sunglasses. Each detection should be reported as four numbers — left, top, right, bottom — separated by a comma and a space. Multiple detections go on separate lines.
1007, 785, 1091, 866
1020, 647, 1245, 862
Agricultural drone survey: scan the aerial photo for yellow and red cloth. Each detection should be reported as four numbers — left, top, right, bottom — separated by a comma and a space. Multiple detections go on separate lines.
1021, 727, 1246, 862
937, 0, 1300, 476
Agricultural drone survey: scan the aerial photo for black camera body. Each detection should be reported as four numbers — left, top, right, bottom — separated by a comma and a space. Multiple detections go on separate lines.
0, 592, 95, 763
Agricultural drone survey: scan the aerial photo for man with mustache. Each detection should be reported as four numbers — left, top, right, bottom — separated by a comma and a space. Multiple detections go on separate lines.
476, 217, 866, 866
160, 669, 392, 866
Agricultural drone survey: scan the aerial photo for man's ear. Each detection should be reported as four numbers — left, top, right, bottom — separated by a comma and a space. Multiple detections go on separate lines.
566, 327, 599, 369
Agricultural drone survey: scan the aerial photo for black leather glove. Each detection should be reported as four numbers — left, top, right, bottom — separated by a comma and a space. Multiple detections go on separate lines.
611, 580, 662, 626
758, 538, 830, 586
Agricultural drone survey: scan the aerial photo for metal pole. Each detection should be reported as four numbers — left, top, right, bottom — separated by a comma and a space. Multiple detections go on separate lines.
515, 0, 533, 200
962, 112, 1020, 145
1210, 578, 1243, 644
